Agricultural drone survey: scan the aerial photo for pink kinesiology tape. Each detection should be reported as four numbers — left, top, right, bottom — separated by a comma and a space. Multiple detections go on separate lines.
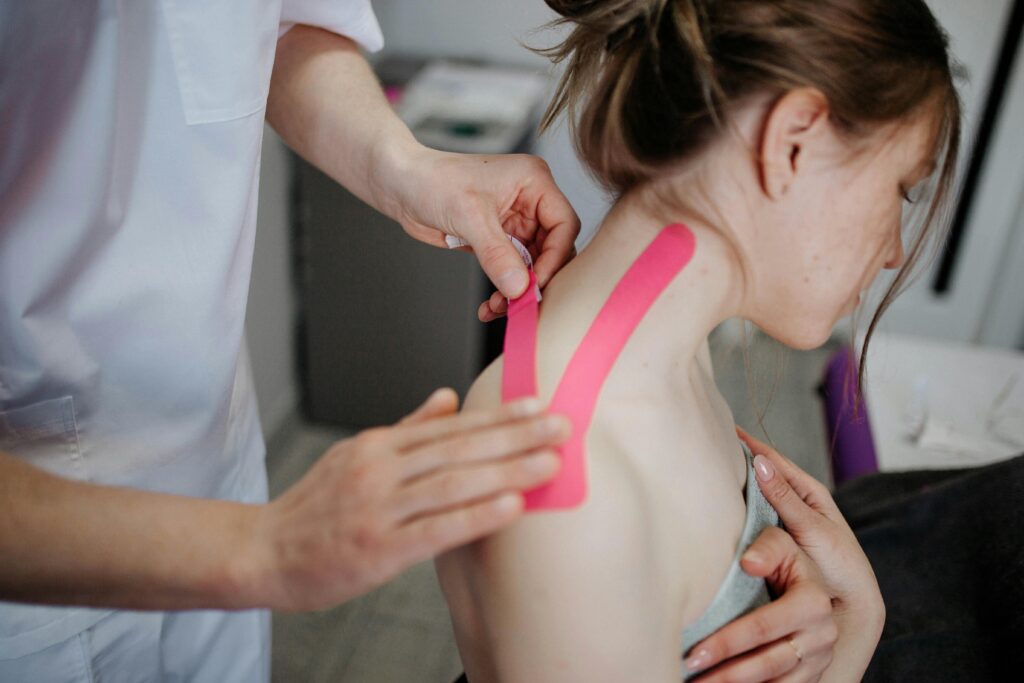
502, 224, 697, 511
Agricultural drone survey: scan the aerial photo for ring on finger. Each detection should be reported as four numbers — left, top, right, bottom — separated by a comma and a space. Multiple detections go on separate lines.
786, 636, 804, 663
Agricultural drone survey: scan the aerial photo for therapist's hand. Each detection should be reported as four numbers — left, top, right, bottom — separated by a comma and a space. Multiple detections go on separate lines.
249, 388, 569, 612
686, 428, 884, 683
379, 143, 580, 318
267, 27, 578, 315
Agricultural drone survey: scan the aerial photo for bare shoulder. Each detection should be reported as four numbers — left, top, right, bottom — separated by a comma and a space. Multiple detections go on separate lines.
436, 413, 674, 682
462, 356, 502, 413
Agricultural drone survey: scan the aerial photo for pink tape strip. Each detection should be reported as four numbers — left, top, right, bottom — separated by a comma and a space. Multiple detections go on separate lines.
502, 269, 540, 400
502, 224, 697, 511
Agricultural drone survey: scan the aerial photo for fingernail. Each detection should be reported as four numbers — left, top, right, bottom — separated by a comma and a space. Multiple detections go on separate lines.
684, 648, 711, 672
495, 492, 523, 513
540, 415, 571, 438
445, 234, 468, 249
742, 548, 764, 565
497, 269, 528, 298
514, 398, 543, 416
529, 452, 560, 475
754, 454, 775, 482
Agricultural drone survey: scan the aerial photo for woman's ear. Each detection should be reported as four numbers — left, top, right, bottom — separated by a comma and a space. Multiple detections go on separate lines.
758, 88, 831, 200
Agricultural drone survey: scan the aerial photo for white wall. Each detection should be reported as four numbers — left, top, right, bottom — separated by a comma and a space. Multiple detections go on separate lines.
979, 193, 1024, 349
373, 0, 556, 68
874, 0, 1024, 348
245, 127, 298, 438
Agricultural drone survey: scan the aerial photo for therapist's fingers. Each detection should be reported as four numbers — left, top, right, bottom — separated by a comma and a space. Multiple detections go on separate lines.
530, 205, 579, 290
394, 450, 560, 523
390, 491, 526, 567
390, 397, 553, 450
399, 411, 569, 481
479, 299, 500, 323
479, 219, 577, 321
260, 410, 563, 612
464, 158, 578, 297
467, 207, 532, 299
478, 290, 509, 322
486, 154, 578, 293
489, 289, 509, 312
397, 388, 460, 426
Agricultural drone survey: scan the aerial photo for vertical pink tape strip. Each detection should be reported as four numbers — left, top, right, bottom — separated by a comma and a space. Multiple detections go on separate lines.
502, 224, 697, 512
502, 270, 540, 400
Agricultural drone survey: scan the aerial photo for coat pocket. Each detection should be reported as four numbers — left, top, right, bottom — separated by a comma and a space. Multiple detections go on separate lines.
0, 396, 85, 481
160, 0, 279, 125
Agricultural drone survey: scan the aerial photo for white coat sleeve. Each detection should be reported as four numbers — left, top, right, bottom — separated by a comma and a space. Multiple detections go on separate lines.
278, 0, 384, 53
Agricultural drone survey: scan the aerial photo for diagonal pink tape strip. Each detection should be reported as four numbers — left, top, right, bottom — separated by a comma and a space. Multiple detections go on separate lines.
502, 224, 697, 511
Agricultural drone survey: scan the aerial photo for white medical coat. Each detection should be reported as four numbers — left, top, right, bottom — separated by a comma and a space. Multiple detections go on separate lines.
0, 0, 382, 673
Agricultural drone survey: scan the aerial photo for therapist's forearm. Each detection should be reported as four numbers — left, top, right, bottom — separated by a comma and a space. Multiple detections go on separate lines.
0, 452, 258, 610
266, 25, 417, 223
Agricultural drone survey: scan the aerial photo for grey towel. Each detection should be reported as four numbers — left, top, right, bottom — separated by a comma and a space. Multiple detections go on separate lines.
836, 453, 1024, 683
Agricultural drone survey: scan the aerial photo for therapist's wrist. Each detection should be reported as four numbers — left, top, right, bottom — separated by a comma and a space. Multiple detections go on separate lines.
366, 131, 428, 223
214, 502, 278, 610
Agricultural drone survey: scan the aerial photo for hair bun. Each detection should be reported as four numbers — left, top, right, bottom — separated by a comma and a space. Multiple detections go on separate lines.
544, 1, 621, 22
543, 0, 658, 34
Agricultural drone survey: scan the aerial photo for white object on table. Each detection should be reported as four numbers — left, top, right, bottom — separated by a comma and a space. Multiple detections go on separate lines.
396, 61, 548, 154
864, 332, 1024, 471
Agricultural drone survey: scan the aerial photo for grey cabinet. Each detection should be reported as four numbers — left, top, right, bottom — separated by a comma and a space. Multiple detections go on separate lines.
295, 159, 496, 428
295, 59, 541, 427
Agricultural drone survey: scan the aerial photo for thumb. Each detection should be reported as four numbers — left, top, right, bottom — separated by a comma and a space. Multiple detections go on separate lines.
752, 454, 818, 536
399, 388, 459, 425
464, 215, 529, 298
739, 526, 804, 582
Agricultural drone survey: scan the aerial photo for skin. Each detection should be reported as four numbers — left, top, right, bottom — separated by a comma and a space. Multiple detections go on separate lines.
0, 376, 576, 611
0, 27, 581, 612
686, 428, 886, 683
267, 27, 581, 304
0, 24, 903, 680
436, 88, 936, 682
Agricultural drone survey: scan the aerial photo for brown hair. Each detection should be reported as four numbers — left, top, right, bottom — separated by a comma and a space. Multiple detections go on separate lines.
537, 0, 962, 389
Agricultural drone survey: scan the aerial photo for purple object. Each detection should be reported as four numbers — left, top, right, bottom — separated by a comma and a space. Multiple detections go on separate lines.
820, 347, 879, 485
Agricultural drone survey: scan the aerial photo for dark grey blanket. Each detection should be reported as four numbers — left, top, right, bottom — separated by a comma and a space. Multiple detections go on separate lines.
835, 453, 1024, 682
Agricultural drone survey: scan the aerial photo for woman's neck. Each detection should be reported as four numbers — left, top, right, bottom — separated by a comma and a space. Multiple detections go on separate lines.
539, 191, 745, 397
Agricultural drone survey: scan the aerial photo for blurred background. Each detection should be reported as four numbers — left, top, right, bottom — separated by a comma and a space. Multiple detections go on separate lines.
244, 1, 1024, 680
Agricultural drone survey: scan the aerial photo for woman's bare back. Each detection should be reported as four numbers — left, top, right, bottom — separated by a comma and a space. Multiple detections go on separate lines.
436, 224, 751, 682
